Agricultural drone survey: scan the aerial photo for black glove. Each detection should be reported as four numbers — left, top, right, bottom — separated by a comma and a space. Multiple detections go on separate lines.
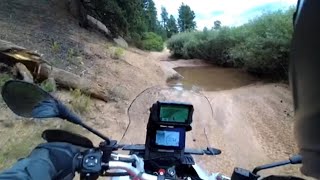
34, 142, 81, 180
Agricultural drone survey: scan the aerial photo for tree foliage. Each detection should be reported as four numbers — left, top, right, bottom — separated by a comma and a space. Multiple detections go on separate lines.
177, 3, 196, 32
160, 6, 169, 28
213, 20, 221, 30
141, 32, 164, 51
83, 0, 163, 48
167, 8, 295, 78
144, 0, 158, 32
89, 0, 128, 37
119, 0, 147, 37
167, 15, 179, 38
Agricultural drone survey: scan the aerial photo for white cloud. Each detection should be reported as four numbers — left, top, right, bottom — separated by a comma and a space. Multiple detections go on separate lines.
154, 0, 297, 30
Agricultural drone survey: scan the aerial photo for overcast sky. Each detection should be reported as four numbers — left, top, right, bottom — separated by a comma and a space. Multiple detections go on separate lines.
154, 0, 297, 30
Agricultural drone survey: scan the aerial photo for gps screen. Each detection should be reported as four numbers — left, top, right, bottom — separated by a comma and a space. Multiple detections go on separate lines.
155, 130, 180, 147
159, 105, 189, 123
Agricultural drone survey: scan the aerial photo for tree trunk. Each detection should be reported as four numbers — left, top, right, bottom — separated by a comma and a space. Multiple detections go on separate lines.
39, 64, 110, 102
0, 39, 110, 102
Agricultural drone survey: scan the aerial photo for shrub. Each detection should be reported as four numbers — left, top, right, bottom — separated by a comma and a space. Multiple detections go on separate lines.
51, 41, 60, 53
229, 9, 294, 76
70, 89, 91, 114
108, 85, 129, 101
40, 78, 57, 92
141, 32, 164, 52
167, 32, 192, 58
167, 7, 294, 78
111, 47, 125, 59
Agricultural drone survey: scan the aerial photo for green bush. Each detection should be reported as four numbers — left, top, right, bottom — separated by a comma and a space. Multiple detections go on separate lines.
40, 78, 57, 92
230, 9, 294, 76
167, 7, 295, 78
111, 47, 125, 59
141, 32, 164, 52
70, 89, 91, 114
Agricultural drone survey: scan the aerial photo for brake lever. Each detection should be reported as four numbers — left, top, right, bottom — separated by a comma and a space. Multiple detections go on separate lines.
204, 147, 222, 155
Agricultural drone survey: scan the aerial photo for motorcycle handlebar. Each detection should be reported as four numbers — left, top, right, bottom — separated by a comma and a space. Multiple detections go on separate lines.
78, 150, 230, 180
107, 161, 158, 180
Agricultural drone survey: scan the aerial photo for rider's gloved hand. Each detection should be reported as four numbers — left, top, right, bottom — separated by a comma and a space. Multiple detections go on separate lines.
34, 142, 81, 180
0, 142, 81, 180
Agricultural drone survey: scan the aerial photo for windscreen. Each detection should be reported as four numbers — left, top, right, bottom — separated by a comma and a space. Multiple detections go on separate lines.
121, 85, 215, 150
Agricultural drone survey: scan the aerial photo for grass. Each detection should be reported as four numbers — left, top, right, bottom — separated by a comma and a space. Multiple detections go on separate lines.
40, 78, 57, 92
104, 42, 112, 50
111, 47, 125, 60
67, 48, 83, 65
67, 48, 76, 59
108, 86, 129, 101
51, 41, 60, 53
0, 119, 87, 171
70, 89, 92, 114
0, 74, 11, 87
0, 120, 44, 170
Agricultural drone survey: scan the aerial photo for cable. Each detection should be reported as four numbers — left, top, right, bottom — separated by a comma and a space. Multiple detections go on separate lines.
120, 86, 161, 142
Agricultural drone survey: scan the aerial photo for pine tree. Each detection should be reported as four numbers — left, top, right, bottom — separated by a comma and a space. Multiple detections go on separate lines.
160, 6, 169, 28
144, 0, 157, 32
213, 20, 222, 30
118, 0, 147, 36
167, 15, 178, 38
177, 3, 196, 32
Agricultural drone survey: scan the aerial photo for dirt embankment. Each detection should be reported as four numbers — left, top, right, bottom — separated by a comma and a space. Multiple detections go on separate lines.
0, 0, 166, 170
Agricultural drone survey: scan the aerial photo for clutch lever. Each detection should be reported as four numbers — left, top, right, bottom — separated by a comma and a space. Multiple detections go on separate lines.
42, 129, 94, 148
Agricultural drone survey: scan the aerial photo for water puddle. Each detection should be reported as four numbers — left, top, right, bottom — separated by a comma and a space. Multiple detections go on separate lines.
169, 66, 260, 91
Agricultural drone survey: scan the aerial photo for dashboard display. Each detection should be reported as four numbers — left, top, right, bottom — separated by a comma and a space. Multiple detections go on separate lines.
155, 130, 180, 147
159, 105, 189, 123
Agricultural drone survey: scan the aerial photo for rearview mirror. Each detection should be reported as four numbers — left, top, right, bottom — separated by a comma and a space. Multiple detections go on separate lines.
1, 80, 110, 142
1, 80, 59, 118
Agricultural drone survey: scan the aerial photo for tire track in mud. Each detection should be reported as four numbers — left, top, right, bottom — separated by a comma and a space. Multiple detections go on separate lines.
154, 52, 306, 177
193, 85, 307, 178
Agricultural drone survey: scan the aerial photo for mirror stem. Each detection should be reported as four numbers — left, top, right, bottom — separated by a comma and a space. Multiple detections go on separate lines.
78, 121, 110, 144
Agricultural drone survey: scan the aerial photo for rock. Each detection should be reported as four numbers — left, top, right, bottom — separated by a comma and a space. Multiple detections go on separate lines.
87, 15, 111, 37
113, 36, 128, 48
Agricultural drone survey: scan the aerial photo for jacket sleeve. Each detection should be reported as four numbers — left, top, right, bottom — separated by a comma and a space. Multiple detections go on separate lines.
0, 148, 57, 180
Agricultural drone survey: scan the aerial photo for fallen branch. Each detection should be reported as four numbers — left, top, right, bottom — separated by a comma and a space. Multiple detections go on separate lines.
15, 63, 34, 83
39, 64, 110, 102
0, 39, 110, 102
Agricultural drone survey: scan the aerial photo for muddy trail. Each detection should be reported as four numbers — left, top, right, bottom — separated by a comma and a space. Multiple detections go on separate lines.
150, 51, 307, 178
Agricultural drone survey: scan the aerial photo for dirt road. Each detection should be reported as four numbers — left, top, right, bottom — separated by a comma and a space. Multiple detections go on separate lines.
85, 49, 305, 177
151, 51, 307, 178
